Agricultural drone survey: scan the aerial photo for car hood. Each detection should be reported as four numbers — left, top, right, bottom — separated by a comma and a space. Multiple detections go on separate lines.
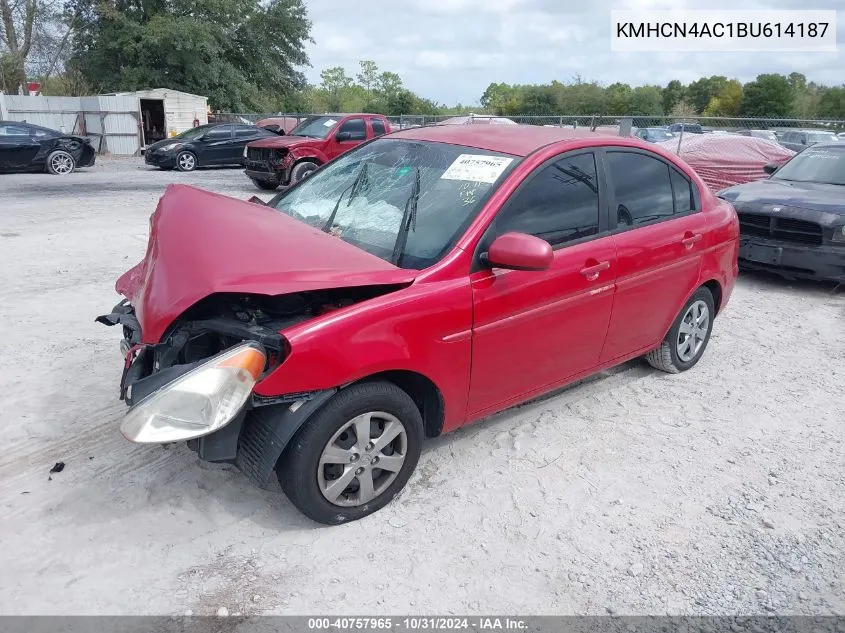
718, 178, 845, 216
116, 184, 417, 344
146, 137, 186, 151
247, 135, 320, 150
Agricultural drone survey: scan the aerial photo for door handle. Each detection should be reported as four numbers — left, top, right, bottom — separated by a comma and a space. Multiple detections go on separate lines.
580, 260, 611, 281
681, 232, 702, 249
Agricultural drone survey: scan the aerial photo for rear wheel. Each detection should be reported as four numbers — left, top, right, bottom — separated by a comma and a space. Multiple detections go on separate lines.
250, 177, 279, 191
646, 287, 715, 374
46, 150, 75, 175
289, 160, 319, 184
277, 381, 423, 525
176, 151, 197, 172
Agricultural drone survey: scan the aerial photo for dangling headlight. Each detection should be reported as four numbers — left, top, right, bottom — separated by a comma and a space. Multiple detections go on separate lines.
121, 342, 266, 444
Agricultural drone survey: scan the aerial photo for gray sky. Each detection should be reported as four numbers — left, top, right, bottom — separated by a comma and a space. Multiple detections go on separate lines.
302, 0, 844, 106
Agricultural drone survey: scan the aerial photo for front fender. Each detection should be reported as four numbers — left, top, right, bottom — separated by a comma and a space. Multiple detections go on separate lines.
287, 147, 328, 165
253, 277, 474, 435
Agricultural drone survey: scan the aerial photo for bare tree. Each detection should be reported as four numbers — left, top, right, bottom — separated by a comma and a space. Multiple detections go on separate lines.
0, 0, 64, 94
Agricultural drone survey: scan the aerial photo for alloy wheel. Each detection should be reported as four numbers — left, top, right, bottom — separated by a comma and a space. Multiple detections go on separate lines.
317, 411, 408, 507
676, 299, 710, 362
51, 153, 74, 175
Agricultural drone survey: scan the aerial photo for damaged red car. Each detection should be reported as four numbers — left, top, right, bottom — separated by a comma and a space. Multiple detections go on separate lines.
243, 113, 391, 191
97, 125, 739, 525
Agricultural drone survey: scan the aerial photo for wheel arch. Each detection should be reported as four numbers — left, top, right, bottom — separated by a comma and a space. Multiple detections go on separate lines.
701, 278, 724, 315
354, 370, 445, 439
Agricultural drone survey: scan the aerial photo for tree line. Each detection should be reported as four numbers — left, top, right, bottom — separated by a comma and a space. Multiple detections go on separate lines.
479, 74, 845, 120
2, 0, 843, 120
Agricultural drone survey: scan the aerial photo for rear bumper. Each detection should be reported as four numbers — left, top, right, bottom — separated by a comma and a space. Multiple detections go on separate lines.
738, 236, 845, 282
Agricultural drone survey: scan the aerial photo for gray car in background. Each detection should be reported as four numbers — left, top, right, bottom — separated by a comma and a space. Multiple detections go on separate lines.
778, 129, 840, 152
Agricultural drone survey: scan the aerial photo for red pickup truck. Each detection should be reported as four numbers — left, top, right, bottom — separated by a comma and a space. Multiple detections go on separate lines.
243, 113, 392, 190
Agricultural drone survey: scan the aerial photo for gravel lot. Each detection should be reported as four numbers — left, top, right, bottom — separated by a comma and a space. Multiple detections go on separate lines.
1, 157, 843, 616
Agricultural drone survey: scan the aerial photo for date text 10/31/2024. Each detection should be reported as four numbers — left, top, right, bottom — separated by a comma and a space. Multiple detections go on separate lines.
307, 618, 528, 630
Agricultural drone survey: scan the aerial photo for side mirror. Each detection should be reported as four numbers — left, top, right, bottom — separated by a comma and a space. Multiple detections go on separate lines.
335, 131, 352, 142
482, 232, 553, 272
763, 162, 779, 175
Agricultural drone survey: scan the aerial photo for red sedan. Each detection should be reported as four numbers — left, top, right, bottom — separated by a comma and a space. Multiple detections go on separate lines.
97, 125, 739, 524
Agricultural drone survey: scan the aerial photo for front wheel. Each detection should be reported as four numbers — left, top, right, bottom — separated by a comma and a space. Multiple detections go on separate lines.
277, 381, 423, 525
289, 160, 319, 184
176, 151, 197, 172
46, 150, 75, 175
645, 286, 715, 374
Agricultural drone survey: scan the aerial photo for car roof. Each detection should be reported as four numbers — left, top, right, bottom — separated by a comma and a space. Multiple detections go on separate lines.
387, 124, 618, 157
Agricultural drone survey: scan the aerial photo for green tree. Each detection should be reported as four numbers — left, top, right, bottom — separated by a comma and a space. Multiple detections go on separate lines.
687, 76, 728, 113
630, 85, 663, 116
356, 59, 378, 94
817, 87, 845, 119
521, 85, 555, 115
662, 80, 686, 113
703, 79, 742, 116
66, 0, 311, 111
605, 82, 632, 115
739, 74, 794, 117
376, 71, 403, 100
320, 66, 352, 110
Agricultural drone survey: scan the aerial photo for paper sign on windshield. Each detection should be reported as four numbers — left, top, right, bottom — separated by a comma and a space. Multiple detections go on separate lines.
441, 154, 514, 184
323, 119, 337, 127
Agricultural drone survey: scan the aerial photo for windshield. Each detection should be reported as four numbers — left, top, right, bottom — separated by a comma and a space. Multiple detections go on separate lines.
751, 130, 778, 141
176, 125, 216, 140
649, 129, 674, 140
807, 131, 837, 143
288, 116, 340, 139
771, 145, 845, 185
271, 138, 519, 269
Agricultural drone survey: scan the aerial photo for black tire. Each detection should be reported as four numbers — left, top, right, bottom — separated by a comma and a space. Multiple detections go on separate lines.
176, 151, 197, 172
289, 160, 319, 184
277, 381, 424, 525
646, 286, 715, 374
250, 177, 279, 191
46, 150, 76, 175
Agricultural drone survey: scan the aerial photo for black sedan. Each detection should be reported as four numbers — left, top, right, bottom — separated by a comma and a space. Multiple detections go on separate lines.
718, 143, 845, 283
144, 123, 279, 172
0, 121, 96, 175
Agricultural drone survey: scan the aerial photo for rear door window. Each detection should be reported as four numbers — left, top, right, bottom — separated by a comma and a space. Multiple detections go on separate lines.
205, 125, 232, 140
371, 119, 386, 137
606, 151, 675, 227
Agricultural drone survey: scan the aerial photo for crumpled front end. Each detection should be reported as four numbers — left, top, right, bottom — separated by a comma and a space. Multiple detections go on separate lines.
243, 146, 295, 185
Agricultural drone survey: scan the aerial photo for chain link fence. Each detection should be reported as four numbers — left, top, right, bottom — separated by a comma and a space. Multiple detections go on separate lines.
212, 111, 845, 134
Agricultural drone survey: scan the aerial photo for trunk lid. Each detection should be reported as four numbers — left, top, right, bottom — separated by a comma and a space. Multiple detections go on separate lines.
118, 184, 416, 344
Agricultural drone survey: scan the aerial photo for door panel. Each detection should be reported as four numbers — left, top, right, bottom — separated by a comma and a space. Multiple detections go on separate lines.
467, 150, 615, 416
0, 124, 39, 169
325, 118, 367, 159
598, 149, 708, 362
469, 238, 617, 415
600, 215, 707, 361
200, 125, 234, 164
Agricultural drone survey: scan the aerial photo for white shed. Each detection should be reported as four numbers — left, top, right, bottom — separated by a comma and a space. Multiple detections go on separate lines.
107, 88, 209, 148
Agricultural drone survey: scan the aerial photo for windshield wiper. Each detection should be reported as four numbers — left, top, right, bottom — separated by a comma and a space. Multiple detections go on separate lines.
391, 167, 421, 266
322, 162, 368, 233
